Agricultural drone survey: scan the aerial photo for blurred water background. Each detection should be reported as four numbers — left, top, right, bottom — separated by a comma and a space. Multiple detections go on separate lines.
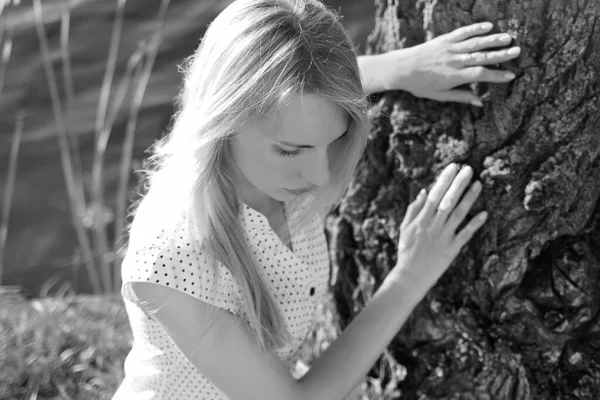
0, 0, 375, 298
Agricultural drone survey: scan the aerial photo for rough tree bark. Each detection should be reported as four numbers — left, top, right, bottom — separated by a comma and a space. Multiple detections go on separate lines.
329, 1, 600, 399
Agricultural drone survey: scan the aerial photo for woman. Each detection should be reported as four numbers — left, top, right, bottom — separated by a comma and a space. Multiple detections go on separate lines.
113, 0, 520, 399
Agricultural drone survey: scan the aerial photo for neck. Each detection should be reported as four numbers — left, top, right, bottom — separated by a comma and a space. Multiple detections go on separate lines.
242, 188, 280, 219
228, 158, 280, 219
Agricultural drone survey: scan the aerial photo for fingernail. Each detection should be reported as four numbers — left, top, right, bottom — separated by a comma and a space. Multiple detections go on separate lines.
471, 99, 483, 107
481, 22, 493, 30
499, 34, 512, 42
419, 188, 426, 198
507, 47, 521, 56
479, 211, 488, 220
505, 72, 516, 79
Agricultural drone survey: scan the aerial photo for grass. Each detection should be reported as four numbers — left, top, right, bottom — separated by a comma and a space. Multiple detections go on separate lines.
0, 292, 132, 400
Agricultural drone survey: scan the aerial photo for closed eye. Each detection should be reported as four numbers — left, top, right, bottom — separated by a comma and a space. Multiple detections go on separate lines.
274, 146, 301, 158
273, 129, 349, 159
275, 129, 349, 150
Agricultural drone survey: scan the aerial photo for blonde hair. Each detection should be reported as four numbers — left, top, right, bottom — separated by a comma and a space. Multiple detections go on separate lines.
131, 0, 369, 353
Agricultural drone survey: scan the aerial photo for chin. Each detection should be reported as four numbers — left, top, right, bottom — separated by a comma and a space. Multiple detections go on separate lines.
270, 190, 294, 201
264, 187, 302, 202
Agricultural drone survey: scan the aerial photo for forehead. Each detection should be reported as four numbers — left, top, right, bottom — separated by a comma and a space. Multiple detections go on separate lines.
251, 93, 348, 146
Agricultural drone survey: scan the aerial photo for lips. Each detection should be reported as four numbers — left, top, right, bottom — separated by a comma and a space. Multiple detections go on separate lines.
285, 187, 313, 195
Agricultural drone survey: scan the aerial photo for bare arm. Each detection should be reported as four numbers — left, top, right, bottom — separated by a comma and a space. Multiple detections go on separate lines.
357, 53, 411, 96
299, 276, 422, 399
128, 274, 421, 400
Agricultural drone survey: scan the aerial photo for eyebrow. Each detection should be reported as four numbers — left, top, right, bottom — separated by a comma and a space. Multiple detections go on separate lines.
277, 129, 349, 149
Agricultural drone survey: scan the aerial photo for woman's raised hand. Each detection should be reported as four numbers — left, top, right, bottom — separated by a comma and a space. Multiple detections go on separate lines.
389, 163, 487, 292
379, 22, 521, 106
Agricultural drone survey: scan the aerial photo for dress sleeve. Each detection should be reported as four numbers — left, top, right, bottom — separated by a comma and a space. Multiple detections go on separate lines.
120, 220, 241, 316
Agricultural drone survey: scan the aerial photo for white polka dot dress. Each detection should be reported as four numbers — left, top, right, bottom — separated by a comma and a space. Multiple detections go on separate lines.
112, 201, 331, 400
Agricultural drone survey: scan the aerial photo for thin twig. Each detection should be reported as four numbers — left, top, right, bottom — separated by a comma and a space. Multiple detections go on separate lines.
105, 49, 145, 132
94, 0, 126, 135
32, 0, 102, 293
0, 37, 10, 101
70, 248, 81, 293
106, 46, 145, 241
0, 0, 15, 284
88, 47, 146, 292
0, 11, 13, 104
59, 0, 85, 209
1, 1, 21, 46
113, 0, 171, 291
0, 112, 25, 284
0, 0, 8, 47
90, 0, 127, 292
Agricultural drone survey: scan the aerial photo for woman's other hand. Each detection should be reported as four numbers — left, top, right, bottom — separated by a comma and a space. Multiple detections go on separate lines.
380, 22, 521, 106
388, 163, 487, 292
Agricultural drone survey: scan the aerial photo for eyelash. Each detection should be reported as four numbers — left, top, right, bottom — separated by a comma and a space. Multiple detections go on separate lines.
273, 131, 349, 158
275, 146, 301, 158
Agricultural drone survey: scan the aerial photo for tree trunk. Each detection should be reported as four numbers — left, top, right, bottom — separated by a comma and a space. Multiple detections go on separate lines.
330, 1, 600, 398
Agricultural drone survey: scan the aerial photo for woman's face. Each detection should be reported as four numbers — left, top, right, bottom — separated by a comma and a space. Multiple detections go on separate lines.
229, 93, 349, 205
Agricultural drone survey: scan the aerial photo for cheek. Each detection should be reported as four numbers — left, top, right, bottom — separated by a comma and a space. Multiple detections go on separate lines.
232, 137, 293, 184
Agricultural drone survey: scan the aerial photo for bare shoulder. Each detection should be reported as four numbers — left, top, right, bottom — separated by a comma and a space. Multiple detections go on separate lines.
128, 280, 240, 347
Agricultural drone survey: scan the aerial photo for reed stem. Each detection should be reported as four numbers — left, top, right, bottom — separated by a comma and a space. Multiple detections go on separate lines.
33, 0, 102, 293
0, 6, 12, 104
0, 112, 25, 284
113, 0, 171, 291
90, 0, 127, 292
59, 0, 85, 211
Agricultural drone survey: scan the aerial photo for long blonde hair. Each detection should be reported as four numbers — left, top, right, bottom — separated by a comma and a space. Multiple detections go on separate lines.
132, 0, 369, 353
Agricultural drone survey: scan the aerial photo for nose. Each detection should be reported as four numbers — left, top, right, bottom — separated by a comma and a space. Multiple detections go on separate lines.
302, 148, 330, 187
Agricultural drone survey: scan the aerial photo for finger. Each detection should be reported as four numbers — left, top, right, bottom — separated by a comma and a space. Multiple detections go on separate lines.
454, 211, 488, 247
457, 47, 521, 67
438, 165, 474, 212
445, 22, 493, 42
434, 90, 483, 107
431, 165, 474, 230
445, 180, 483, 233
420, 163, 461, 221
457, 66, 517, 85
450, 33, 513, 53
402, 188, 427, 229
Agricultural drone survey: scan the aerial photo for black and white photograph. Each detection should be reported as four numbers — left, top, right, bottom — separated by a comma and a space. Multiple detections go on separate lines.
1, 0, 598, 399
